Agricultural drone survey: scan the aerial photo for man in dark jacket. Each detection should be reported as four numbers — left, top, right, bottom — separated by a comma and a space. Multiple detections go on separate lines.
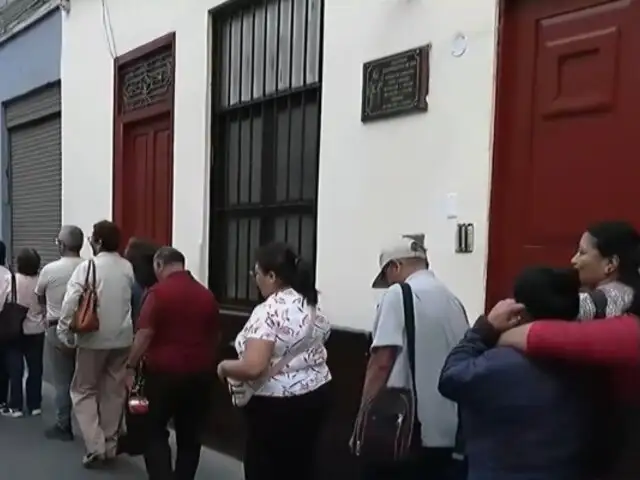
438, 267, 593, 480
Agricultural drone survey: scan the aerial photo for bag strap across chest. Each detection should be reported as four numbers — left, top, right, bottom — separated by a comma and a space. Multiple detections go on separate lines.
399, 283, 418, 404
84, 259, 97, 289
8, 268, 17, 303
588, 289, 608, 319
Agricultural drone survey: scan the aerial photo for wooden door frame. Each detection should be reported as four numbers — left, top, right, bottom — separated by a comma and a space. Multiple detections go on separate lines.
112, 32, 176, 244
485, 0, 507, 310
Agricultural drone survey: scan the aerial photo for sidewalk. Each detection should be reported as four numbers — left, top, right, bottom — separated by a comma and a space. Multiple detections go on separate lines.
0, 382, 243, 479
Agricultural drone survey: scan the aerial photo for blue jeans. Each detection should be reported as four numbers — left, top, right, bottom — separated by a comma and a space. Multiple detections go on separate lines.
7, 333, 44, 412
45, 327, 75, 428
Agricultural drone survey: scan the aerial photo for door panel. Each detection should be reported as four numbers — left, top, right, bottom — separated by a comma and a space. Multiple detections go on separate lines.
487, 0, 640, 305
122, 115, 173, 247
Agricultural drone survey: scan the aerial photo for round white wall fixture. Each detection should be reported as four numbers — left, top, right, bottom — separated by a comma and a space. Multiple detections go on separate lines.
451, 33, 468, 57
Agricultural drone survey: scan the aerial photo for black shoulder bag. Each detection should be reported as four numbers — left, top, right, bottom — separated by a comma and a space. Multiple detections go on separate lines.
353, 283, 421, 463
0, 270, 29, 342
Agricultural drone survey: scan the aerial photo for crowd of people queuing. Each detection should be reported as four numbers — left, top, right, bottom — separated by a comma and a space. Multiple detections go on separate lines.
0, 218, 331, 480
0, 217, 639, 480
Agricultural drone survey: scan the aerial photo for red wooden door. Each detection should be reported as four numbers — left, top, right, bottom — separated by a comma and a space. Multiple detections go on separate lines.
121, 115, 173, 247
486, 0, 640, 307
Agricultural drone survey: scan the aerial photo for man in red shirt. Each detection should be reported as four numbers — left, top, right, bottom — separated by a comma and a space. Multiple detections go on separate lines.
125, 246, 220, 480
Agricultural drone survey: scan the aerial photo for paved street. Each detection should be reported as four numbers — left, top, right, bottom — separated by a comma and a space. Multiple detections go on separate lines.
0, 383, 243, 479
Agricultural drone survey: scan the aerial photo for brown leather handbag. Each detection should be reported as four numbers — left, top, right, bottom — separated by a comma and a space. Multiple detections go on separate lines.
70, 259, 99, 333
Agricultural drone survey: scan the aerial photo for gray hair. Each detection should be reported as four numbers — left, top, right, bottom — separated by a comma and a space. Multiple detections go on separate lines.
153, 246, 185, 268
58, 225, 84, 252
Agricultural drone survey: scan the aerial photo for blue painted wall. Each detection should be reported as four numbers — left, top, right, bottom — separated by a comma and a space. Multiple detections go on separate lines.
0, 9, 61, 258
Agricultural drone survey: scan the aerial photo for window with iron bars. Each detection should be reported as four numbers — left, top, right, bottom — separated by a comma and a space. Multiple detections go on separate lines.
209, 0, 323, 310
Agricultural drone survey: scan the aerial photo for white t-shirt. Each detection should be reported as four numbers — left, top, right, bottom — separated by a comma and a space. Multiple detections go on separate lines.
234, 288, 331, 397
35, 256, 84, 321
0, 266, 11, 311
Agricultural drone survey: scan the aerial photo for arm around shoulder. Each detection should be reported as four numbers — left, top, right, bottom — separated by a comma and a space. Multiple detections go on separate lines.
524, 316, 640, 366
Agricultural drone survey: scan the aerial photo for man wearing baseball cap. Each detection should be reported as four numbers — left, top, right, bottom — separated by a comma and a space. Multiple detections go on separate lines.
360, 234, 468, 479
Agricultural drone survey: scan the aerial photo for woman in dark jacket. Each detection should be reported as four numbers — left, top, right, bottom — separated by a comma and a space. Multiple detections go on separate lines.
439, 267, 592, 480
124, 238, 159, 326
119, 238, 158, 457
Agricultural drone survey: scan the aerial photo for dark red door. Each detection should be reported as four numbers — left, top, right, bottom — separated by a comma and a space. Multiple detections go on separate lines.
121, 114, 173, 247
486, 0, 640, 307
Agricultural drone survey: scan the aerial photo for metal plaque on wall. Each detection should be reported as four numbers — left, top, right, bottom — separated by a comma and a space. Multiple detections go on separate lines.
361, 44, 431, 122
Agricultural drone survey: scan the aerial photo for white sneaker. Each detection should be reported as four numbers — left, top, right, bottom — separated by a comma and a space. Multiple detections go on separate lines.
30, 409, 42, 416
4, 409, 24, 418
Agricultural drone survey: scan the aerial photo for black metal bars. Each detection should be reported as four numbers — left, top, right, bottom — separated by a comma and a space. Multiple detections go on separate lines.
210, 0, 323, 308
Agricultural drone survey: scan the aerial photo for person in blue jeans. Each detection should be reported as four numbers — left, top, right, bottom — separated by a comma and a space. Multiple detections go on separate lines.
0, 241, 10, 414
4, 248, 45, 418
38, 226, 85, 439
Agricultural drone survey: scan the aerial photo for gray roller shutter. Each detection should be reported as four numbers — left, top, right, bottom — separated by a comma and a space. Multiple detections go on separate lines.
9, 116, 62, 266
5, 83, 60, 129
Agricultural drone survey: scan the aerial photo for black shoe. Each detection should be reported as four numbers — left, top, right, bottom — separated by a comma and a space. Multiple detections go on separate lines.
45, 425, 74, 442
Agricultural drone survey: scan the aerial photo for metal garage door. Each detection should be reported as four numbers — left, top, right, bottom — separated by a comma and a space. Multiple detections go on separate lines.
6, 85, 62, 266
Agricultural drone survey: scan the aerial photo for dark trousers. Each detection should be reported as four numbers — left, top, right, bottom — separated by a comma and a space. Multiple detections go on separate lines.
0, 343, 8, 404
361, 447, 467, 480
143, 370, 212, 480
243, 383, 330, 480
6, 333, 44, 412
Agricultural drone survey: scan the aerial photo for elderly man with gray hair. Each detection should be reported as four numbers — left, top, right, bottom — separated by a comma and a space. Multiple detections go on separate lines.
36, 225, 85, 441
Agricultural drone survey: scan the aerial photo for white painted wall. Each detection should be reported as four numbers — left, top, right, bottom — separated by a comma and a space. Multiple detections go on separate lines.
61, 0, 499, 331
316, 0, 500, 329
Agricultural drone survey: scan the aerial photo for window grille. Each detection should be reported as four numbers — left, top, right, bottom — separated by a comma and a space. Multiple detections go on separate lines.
209, 0, 323, 309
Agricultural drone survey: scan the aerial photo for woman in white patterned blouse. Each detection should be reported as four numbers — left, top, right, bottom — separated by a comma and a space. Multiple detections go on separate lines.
217, 242, 331, 480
